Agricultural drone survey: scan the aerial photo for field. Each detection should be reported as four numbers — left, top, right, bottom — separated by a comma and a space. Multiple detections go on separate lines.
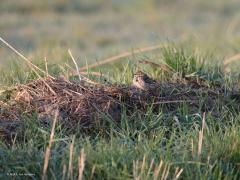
1, 0, 240, 179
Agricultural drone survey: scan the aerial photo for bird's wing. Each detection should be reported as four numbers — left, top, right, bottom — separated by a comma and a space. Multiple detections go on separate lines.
143, 75, 157, 84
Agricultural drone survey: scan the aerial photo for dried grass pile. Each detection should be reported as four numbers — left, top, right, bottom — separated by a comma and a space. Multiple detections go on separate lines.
2, 78, 125, 125
0, 77, 239, 141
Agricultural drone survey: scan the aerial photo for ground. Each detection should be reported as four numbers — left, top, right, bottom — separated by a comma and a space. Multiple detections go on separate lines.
1, 0, 240, 179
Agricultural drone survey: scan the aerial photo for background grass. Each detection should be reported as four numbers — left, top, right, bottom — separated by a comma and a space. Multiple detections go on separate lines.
1, 0, 240, 66
1, 0, 240, 179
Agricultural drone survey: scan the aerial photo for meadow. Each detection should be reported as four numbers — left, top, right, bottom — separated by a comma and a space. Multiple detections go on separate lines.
1, 0, 240, 179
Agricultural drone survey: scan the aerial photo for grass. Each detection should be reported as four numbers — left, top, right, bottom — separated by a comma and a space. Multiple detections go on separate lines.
1, 0, 240, 64
0, 44, 240, 179
1, 1, 240, 179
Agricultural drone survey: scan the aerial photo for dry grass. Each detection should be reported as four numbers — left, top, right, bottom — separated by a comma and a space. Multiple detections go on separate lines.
78, 149, 85, 180
1, 1, 240, 179
198, 112, 206, 158
0, 75, 239, 142
224, 53, 240, 65
0, 36, 51, 78
80, 44, 167, 71
42, 109, 59, 180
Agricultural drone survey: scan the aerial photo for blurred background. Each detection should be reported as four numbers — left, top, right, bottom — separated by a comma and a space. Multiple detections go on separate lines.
1, 0, 240, 68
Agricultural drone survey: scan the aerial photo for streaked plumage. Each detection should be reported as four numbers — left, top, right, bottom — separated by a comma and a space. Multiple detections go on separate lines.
132, 71, 158, 90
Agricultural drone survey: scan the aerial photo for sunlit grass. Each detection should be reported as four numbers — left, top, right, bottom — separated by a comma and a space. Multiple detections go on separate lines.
0, 45, 240, 179
1, 0, 240, 179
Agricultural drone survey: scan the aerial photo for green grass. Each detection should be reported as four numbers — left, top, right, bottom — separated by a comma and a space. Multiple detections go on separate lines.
1, 1, 240, 179
0, 46, 240, 179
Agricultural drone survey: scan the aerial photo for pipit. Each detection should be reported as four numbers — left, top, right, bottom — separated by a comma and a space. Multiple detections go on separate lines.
132, 71, 158, 91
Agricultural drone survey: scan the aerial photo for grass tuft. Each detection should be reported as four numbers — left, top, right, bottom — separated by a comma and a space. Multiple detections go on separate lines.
1, 45, 240, 179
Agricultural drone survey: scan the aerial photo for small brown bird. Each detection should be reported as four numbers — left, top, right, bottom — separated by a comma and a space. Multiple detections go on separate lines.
132, 71, 158, 91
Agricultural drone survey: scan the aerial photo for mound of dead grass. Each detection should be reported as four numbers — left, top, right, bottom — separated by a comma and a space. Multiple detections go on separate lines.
0, 76, 239, 142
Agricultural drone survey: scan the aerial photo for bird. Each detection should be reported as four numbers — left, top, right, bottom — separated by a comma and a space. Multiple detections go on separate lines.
132, 71, 158, 91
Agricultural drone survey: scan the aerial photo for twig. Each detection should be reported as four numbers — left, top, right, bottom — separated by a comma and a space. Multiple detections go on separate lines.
80, 44, 167, 70
42, 110, 59, 180
0, 36, 53, 78
173, 168, 183, 180
146, 159, 154, 179
0, 36, 56, 95
44, 57, 49, 77
153, 160, 163, 180
152, 100, 194, 105
223, 53, 240, 65
89, 165, 95, 180
68, 136, 75, 179
68, 50, 101, 85
198, 112, 206, 158
81, 76, 101, 85
65, 64, 101, 77
78, 149, 85, 180
68, 49, 81, 81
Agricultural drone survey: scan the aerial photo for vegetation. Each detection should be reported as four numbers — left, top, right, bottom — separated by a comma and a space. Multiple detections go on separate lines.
0, 45, 240, 179
1, 0, 240, 179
